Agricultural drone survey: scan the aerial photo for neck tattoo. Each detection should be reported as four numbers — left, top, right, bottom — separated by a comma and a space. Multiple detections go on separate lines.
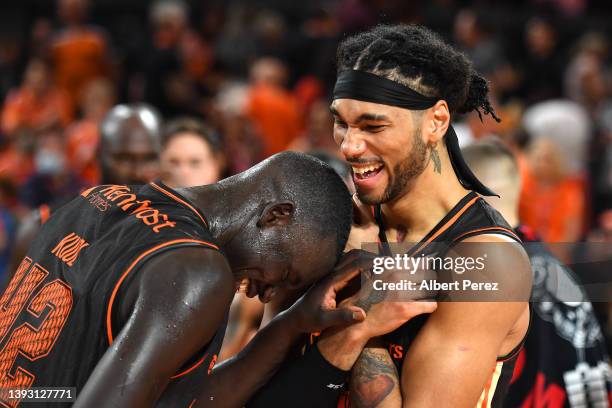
430, 145, 442, 174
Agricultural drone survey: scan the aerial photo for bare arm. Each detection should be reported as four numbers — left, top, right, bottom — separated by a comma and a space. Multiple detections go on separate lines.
400, 237, 531, 407
248, 250, 436, 408
350, 339, 401, 408
74, 247, 235, 407
75, 246, 367, 407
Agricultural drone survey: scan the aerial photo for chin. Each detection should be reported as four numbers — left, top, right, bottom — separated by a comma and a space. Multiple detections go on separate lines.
356, 189, 385, 206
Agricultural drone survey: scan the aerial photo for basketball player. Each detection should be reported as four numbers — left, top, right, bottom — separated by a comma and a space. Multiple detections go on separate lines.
463, 140, 612, 408
251, 24, 531, 408
0, 151, 433, 407
6, 104, 163, 286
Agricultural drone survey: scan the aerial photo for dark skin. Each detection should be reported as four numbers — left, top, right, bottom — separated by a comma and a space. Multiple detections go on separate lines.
4, 106, 162, 289
73, 162, 370, 407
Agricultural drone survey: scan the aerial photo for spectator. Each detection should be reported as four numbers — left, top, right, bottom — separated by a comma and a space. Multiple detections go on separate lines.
288, 98, 339, 157
522, 99, 590, 176
0, 178, 17, 282
65, 78, 116, 186
160, 117, 225, 188
517, 16, 565, 104
564, 32, 609, 114
51, 0, 112, 109
519, 138, 586, 244
245, 57, 303, 157
99, 103, 163, 185
140, 0, 210, 117
1, 58, 72, 136
453, 9, 508, 78
19, 131, 85, 208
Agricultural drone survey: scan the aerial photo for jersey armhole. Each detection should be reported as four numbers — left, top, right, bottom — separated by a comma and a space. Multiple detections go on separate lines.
105, 238, 220, 345
451, 227, 522, 244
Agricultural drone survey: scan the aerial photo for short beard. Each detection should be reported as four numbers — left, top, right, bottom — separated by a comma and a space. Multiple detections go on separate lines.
358, 127, 428, 205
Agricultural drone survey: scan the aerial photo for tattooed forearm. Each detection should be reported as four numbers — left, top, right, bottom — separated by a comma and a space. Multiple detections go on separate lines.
350, 348, 400, 408
354, 289, 386, 313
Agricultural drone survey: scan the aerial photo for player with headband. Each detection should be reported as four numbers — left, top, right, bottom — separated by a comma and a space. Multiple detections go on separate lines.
249, 24, 531, 408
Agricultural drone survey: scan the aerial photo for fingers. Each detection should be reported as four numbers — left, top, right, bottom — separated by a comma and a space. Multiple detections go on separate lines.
335, 249, 374, 271
320, 306, 366, 329
411, 300, 437, 315
329, 263, 364, 292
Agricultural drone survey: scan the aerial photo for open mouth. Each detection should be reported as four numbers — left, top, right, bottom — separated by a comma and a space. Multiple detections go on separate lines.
352, 163, 384, 180
237, 278, 276, 303
237, 277, 250, 293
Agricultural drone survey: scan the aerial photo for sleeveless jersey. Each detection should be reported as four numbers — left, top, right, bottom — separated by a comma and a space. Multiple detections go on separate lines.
338, 191, 526, 408
0, 181, 226, 407
505, 225, 612, 408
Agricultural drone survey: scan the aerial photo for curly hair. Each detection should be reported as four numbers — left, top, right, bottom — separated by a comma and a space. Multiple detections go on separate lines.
336, 24, 500, 122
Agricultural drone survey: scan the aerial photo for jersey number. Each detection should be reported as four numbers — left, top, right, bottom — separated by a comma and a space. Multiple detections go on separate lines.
0, 257, 73, 407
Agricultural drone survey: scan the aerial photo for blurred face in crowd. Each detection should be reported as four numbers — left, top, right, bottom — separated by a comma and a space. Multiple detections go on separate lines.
527, 138, 565, 183
249, 58, 288, 88
161, 132, 224, 187
526, 18, 556, 57
24, 60, 50, 95
307, 100, 337, 153
81, 79, 116, 121
331, 99, 428, 205
151, 2, 187, 46
454, 10, 479, 48
58, 0, 88, 25
36, 132, 68, 176
102, 123, 160, 185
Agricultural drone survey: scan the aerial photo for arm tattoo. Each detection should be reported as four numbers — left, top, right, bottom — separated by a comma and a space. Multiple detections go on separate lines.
350, 349, 399, 408
354, 289, 386, 313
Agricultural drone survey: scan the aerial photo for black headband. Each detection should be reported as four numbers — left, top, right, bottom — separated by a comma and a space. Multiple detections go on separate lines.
332, 70, 497, 197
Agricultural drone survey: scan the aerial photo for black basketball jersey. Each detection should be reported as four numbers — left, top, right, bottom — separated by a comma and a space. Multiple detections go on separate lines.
0, 181, 226, 407
377, 191, 526, 408
504, 225, 612, 408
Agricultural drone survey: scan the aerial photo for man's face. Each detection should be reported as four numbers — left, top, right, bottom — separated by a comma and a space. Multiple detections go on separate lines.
331, 99, 428, 205
231, 223, 337, 303
103, 127, 160, 185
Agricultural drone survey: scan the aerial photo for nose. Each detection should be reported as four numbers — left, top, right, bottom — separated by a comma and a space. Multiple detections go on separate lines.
340, 130, 367, 159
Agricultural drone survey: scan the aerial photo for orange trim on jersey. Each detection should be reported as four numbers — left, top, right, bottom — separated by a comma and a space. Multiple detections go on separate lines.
80, 186, 98, 197
106, 238, 219, 345
411, 195, 480, 254
39, 204, 51, 225
188, 399, 197, 408
479, 369, 494, 408
451, 226, 521, 244
150, 182, 208, 227
170, 353, 208, 379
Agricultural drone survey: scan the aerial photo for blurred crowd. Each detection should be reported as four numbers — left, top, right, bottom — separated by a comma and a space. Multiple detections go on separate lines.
0, 0, 611, 347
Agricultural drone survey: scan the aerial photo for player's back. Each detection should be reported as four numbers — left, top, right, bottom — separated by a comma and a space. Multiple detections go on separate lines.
0, 182, 222, 405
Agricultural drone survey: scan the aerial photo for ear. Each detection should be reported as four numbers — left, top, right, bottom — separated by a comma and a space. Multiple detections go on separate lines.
425, 100, 450, 144
257, 202, 295, 228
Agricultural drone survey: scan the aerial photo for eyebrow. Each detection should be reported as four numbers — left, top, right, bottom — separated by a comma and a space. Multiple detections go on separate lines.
329, 106, 390, 123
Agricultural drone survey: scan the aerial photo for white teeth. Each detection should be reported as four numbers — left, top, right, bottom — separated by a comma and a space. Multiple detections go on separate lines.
238, 278, 250, 293
352, 164, 383, 174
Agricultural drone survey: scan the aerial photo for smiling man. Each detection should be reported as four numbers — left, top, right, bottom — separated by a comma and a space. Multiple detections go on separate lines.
332, 24, 531, 408
247, 24, 531, 408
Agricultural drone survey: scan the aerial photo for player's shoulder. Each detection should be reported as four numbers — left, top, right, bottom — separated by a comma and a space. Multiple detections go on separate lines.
139, 245, 233, 297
